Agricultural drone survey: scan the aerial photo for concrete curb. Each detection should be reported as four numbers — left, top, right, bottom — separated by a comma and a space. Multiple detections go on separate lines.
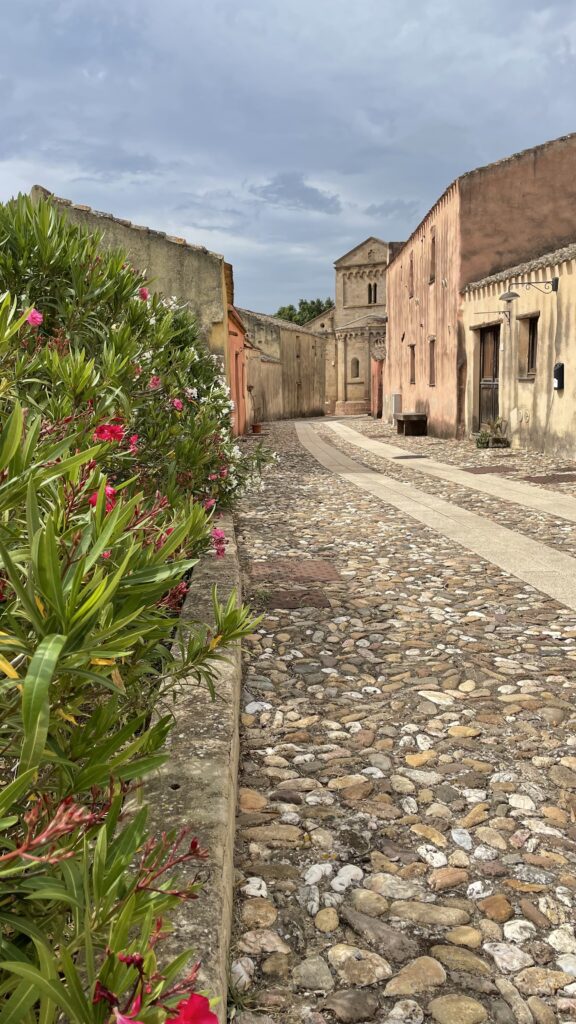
145, 513, 241, 1022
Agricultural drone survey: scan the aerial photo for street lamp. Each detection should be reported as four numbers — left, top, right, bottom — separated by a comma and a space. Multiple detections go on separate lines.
499, 276, 559, 300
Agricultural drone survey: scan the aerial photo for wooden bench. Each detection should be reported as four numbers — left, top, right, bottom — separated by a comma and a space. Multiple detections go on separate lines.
394, 413, 428, 436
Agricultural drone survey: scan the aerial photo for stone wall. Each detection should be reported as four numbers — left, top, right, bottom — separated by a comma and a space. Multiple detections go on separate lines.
239, 309, 325, 420
31, 185, 229, 360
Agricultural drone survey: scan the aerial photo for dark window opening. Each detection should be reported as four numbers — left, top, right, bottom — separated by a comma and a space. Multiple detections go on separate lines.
429, 228, 436, 284
351, 357, 360, 378
429, 338, 436, 386
518, 314, 539, 378
409, 252, 414, 298
527, 317, 538, 375
409, 345, 416, 384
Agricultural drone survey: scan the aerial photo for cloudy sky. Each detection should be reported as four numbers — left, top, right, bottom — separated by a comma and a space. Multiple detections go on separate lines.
1, 0, 575, 311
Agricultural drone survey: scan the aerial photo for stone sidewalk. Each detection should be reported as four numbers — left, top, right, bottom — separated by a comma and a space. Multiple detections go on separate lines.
229, 422, 576, 1024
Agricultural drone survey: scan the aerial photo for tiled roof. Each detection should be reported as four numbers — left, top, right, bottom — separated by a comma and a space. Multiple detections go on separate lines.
464, 241, 576, 292
237, 308, 318, 333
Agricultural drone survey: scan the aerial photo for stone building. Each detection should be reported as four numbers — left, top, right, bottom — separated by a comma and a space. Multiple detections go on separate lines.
384, 132, 576, 437
462, 242, 576, 456
308, 237, 402, 415
32, 185, 249, 435
237, 309, 325, 422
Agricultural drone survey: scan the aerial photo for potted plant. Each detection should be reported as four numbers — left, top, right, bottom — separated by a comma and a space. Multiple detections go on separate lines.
476, 417, 510, 449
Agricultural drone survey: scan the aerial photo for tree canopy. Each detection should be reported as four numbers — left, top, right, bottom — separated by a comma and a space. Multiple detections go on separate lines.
275, 296, 334, 326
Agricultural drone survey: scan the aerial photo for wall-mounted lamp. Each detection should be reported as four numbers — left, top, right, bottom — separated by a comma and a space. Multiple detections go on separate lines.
499, 276, 559, 300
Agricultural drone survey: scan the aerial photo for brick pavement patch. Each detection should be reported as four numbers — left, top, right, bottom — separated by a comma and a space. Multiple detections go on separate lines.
259, 588, 331, 609
523, 473, 576, 484
465, 466, 516, 475
248, 558, 340, 582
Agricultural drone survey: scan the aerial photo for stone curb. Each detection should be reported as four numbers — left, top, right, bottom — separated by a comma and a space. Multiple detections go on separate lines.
145, 513, 241, 1022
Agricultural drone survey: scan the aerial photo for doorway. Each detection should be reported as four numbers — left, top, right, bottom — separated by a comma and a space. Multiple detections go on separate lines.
479, 325, 499, 424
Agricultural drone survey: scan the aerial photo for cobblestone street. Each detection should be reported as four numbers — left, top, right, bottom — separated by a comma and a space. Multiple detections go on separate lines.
230, 421, 576, 1024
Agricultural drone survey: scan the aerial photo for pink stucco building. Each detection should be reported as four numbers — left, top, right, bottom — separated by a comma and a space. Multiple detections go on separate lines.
384, 133, 576, 437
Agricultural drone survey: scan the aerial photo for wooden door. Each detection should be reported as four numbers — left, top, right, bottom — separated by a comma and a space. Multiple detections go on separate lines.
479, 326, 499, 424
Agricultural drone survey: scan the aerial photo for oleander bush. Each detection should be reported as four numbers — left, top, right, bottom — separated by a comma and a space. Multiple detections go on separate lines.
0, 195, 262, 1022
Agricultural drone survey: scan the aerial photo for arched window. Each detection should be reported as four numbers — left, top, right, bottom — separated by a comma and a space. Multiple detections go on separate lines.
351, 357, 360, 378
373, 282, 378, 303
367, 283, 373, 304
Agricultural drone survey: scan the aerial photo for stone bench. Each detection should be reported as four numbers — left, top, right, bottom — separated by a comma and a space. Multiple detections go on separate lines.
394, 413, 428, 436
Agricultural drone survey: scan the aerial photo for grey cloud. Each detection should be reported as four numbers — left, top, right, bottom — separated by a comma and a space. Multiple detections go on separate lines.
250, 173, 342, 214
1, 0, 576, 310
365, 199, 421, 220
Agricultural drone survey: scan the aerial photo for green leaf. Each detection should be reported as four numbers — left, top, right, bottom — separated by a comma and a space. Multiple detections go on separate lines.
0, 963, 79, 1023
0, 769, 37, 816
19, 634, 66, 775
0, 979, 38, 1024
0, 402, 23, 472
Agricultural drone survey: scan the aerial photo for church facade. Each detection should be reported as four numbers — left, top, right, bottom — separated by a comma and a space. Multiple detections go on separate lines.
307, 237, 403, 415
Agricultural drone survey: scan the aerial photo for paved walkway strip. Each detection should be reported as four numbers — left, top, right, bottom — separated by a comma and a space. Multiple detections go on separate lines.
325, 421, 576, 527
296, 422, 576, 612
230, 422, 576, 1024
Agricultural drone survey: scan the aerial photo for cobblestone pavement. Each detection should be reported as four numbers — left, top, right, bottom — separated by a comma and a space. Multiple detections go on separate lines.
348, 420, 576, 498
315, 424, 576, 561
230, 422, 576, 1024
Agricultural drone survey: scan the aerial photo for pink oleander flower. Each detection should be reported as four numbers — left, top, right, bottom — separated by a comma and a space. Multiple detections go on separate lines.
102, 550, 112, 559
208, 473, 219, 481
168, 993, 218, 1024
128, 433, 139, 454
138, 287, 150, 301
94, 423, 125, 442
211, 527, 226, 559
203, 498, 216, 511
133, 364, 142, 377
219, 467, 228, 479
113, 1009, 144, 1024
26, 308, 43, 326
88, 485, 117, 513
172, 398, 184, 411
148, 375, 162, 390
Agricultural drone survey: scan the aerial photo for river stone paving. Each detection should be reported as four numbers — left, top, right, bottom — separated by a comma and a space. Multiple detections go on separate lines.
315, 423, 576, 562
229, 422, 576, 1024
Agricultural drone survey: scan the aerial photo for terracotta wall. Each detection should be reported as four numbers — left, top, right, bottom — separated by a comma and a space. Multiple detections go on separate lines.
462, 255, 576, 455
384, 184, 461, 437
370, 359, 383, 417
227, 309, 247, 436
459, 135, 576, 285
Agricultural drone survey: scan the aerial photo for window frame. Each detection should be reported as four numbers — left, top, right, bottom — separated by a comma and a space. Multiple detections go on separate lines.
429, 337, 436, 386
408, 344, 416, 385
429, 227, 436, 284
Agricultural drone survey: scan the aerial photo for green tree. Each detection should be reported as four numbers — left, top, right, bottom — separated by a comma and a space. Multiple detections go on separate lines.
275, 296, 334, 325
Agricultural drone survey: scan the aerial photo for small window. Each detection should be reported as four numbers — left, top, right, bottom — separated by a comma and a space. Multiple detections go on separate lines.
429, 228, 436, 284
373, 282, 377, 303
429, 337, 436, 386
527, 317, 538, 375
409, 252, 414, 298
351, 357, 360, 378
518, 314, 539, 377
367, 283, 372, 304
409, 345, 416, 384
